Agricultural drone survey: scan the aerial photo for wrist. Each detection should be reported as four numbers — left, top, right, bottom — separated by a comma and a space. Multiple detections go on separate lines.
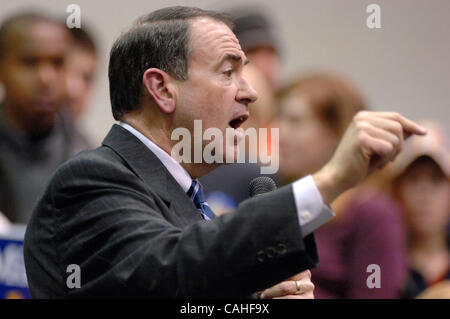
312, 164, 346, 205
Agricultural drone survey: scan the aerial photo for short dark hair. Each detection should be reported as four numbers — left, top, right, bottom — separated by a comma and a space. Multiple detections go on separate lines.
0, 11, 64, 58
108, 6, 234, 120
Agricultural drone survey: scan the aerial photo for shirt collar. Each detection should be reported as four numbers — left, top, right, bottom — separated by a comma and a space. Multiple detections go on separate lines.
119, 122, 192, 192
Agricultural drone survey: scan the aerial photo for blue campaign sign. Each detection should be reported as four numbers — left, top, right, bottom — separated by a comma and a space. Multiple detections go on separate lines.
0, 225, 29, 299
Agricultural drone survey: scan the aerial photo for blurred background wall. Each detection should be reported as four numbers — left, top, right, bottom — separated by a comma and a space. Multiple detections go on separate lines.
1, 0, 449, 145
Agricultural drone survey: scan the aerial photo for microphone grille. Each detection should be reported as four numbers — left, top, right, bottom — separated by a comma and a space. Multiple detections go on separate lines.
249, 176, 277, 197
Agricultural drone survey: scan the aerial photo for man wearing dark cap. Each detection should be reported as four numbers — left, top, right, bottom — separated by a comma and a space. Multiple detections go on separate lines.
232, 8, 281, 89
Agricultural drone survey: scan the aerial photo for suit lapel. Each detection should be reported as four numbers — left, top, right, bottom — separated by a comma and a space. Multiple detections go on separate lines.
102, 124, 203, 225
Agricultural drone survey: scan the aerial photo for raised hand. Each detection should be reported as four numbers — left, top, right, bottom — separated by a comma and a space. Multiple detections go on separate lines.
313, 111, 427, 204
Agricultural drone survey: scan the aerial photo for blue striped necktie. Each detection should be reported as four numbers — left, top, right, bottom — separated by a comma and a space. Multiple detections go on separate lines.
187, 180, 215, 220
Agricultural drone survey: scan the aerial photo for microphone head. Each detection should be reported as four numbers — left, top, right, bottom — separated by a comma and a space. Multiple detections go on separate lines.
249, 176, 277, 197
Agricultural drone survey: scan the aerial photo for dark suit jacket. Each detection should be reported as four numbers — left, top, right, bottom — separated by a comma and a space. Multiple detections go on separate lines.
24, 124, 318, 298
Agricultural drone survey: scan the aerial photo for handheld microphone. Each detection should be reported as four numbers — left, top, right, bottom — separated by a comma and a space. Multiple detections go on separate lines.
249, 176, 277, 197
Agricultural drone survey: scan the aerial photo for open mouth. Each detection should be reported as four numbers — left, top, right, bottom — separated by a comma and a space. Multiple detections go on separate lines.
228, 114, 249, 129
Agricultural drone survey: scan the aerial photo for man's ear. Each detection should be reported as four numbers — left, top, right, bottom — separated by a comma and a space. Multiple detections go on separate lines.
142, 68, 176, 114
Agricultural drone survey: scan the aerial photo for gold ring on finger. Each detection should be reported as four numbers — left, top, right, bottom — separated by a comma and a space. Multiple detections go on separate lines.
295, 280, 303, 294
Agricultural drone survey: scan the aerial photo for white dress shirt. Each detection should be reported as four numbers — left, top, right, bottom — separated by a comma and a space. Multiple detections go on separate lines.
120, 122, 334, 237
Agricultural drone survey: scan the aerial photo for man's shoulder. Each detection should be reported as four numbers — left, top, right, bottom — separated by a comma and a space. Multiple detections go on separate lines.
32, 143, 157, 220
50, 144, 137, 188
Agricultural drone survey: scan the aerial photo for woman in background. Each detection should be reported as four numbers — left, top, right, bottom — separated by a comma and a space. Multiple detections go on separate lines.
384, 121, 450, 298
277, 73, 409, 298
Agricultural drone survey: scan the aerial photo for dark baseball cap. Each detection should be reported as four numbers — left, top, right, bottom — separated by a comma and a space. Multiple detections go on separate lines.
230, 9, 280, 53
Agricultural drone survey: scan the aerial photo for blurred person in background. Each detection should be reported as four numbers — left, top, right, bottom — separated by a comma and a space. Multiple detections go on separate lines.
233, 7, 281, 90
232, 6, 281, 129
0, 163, 11, 233
277, 73, 409, 298
65, 26, 98, 123
0, 212, 10, 234
200, 7, 281, 213
383, 121, 450, 298
0, 12, 91, 224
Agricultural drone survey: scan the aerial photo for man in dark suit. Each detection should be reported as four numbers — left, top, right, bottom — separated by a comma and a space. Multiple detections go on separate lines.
24, 6, 426, 298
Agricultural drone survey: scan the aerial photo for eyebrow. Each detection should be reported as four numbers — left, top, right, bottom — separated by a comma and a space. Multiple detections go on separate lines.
219, 53, 250, 67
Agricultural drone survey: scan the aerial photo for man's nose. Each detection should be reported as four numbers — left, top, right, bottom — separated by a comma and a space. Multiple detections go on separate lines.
37, 63, 58, 86
236, 76, 258, 105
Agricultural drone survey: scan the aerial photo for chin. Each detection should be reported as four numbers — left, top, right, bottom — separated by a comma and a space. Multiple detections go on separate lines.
28, 113, 57, 137
223, 144, 242, 164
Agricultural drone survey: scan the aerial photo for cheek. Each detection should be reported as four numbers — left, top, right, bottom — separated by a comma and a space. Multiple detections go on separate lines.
296, 124, 328, 156
201, 85, 234, 129
401, 182, 450, 229
52, 69, 67, 93
279, 126, 313, 174
177, 84, 226, 133
2, 64, 35, 97
399, 183, 422, 210
430, 184, 450, 221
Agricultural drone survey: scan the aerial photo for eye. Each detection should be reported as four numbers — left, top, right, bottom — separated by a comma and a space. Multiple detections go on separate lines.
52, 57, 65, 69
21, 57, 38, 67
223, 69, 233, 77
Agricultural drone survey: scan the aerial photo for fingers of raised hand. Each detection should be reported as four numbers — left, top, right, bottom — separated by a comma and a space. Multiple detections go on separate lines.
353, 111, 424, 163
356, 120, 402, 161
356, 111, 426, 137
375, 112, 427, 137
